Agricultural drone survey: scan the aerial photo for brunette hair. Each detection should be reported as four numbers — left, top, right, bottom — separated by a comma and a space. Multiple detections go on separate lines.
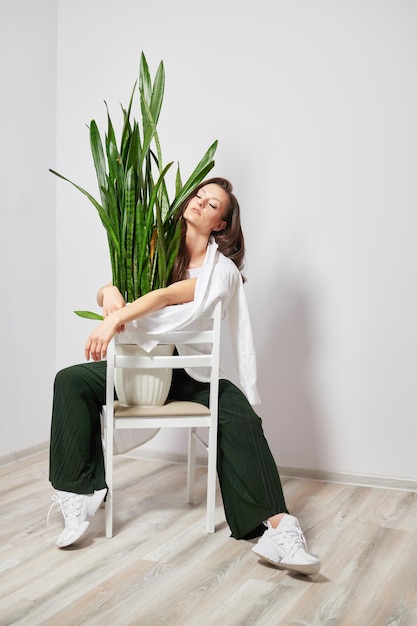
169, 177, 246, 284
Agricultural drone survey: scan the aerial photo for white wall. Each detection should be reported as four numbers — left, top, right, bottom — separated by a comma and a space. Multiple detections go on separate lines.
0, 0, 57, 460
55, 0, 417, 482
4, 0, 417, 483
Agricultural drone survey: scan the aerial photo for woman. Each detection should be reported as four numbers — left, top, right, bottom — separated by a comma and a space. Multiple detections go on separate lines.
49, 178, 320, 576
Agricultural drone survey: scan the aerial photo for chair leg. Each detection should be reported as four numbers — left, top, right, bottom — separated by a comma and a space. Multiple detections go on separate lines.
105, 489, 113, 538
187, 427, 197, 504
206, 427, 217, 534
104, 411, 114, 539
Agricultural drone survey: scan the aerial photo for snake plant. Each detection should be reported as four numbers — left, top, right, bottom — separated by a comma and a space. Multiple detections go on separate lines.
51, 53, 217, 318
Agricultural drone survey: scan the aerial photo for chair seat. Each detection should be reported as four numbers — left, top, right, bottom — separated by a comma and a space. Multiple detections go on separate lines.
114, 400, 211, 417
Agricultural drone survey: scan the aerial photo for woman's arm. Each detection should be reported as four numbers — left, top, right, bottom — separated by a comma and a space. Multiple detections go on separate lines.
85, 278, 197, 362
97, 283, 126, 315
97, 283, 127, 331
97, 282, 113, 307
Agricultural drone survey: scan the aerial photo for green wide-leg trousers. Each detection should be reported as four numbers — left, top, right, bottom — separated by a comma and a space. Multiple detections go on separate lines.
49, 362, 288, 539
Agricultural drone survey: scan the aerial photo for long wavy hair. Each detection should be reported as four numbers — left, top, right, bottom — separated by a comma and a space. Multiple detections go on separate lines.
169, 177, 246, 284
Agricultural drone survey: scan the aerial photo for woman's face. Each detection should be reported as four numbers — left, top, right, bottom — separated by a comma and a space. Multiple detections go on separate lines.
183, 183, 229, 236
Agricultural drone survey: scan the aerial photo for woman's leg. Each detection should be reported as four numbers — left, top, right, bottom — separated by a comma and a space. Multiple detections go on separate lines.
49, 361, 108, 494
168, 370, 320, 575
48, 361, 109, 547
215, 379, 289, 539
168, 371, 288, 539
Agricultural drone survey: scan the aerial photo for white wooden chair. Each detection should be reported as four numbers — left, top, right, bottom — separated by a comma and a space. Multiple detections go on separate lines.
101, 301, 222, 538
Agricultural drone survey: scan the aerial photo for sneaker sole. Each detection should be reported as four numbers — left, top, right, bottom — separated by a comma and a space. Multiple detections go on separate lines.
252, 547, 320, 576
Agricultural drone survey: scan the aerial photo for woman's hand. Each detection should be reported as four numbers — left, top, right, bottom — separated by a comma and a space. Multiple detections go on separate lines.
101, 285, 126, 332
85, 314, 119, 362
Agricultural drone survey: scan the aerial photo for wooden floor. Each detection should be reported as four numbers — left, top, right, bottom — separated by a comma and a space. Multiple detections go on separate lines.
1, 451, 416, 626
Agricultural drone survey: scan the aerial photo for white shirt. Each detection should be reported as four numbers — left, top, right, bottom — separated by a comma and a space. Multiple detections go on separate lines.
119, 239, 261, 405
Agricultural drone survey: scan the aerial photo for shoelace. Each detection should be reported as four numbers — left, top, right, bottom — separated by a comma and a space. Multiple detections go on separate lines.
276, 526, 307, 558
46, 494, 83, 529
46, 495, 62, 527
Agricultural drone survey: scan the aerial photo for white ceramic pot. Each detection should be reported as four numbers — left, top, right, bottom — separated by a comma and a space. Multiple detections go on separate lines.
114, 343, 174, 407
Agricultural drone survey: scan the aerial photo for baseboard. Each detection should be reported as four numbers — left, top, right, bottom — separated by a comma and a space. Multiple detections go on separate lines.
278, 465, 417, 493
0, 442, 49, 468
122, 448, 417, 493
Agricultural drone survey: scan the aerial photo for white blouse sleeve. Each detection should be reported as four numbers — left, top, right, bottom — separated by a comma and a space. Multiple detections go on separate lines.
224, 265, 261, 406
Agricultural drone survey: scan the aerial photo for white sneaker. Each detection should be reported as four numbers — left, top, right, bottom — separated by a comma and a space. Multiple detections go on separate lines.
252, 514, 320, 575
48, 488, 107, 548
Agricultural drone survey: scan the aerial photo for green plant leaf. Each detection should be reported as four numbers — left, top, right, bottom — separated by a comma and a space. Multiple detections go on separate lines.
139, 53, 151, 108
140, 92, 164, 172
175, 164, 182, 197
90, 120, 108, 211
167, 140, 218, 219
149, 61, 165, 128
49, 169, 120, 253
123, 166, 137, 301
125, 121, 141, 179
166, 220, 182, 278
105, 104, 123, 185
74, 310, 104, 320
119, 86, 137, 168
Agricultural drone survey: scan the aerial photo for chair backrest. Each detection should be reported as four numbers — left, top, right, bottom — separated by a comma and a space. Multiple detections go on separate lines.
105, 300, 222, 410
